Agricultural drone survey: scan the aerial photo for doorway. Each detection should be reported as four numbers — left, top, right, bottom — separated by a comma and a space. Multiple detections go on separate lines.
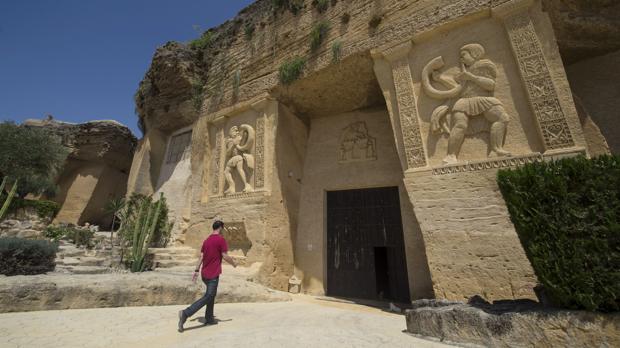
326, 186, 411, 302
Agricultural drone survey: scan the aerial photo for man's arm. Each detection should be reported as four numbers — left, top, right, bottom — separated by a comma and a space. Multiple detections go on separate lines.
222, 252, 237, 268
192, 254, 203, 282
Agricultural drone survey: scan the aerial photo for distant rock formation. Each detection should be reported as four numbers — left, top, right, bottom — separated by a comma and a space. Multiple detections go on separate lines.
23, 118, 137, 227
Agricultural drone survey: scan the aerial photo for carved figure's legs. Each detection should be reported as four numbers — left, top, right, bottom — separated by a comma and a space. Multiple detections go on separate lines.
235, 161, 253, 192
484, 106, 511, 157
224, 166, 235, 194
444, 112, 469, 164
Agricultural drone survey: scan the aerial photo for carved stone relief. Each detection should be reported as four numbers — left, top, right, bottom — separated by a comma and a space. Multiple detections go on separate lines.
503, 12, 575, 150
210, 129, 224, 195
223, 124, 255, 195
339, 121, 377, 163
422, 43, 511, 165
254, 117, 265, 188
391, 59, 427, 169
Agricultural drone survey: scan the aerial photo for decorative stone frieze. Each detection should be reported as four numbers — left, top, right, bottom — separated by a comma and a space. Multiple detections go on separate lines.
494, 0, 575, 150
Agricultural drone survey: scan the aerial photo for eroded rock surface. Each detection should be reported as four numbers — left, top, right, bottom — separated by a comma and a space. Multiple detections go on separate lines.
406, 299, 620, 347
543, 0, 620, 64
0, 266, 290, 313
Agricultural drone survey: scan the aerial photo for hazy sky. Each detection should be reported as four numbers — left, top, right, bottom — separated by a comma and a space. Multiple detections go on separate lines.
0, 0, 255, 136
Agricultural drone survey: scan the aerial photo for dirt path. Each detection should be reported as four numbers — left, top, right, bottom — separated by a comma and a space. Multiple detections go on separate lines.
0, 295, 455, 348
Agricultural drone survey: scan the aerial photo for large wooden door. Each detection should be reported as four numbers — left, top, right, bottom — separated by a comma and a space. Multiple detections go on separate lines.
326, 186, 411, 302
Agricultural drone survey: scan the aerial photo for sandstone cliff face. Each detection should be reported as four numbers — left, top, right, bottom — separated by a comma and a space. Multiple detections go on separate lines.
543, 0, 620, 64
134, 0, 620, 135
24, 118, 137, 226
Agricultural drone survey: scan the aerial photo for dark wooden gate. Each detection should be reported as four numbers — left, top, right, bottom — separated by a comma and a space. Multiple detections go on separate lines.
326, 186, 411, 302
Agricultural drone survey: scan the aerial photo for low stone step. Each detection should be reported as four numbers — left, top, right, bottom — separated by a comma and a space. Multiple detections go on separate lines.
78, 257, 108, 267
60, 266, 111, 275
152, 254, 195, 261
154, 259, 196, 268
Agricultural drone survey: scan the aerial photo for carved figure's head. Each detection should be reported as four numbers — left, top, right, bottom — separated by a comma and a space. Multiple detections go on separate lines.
460, 43, 485, 66
228, 126, 239, 137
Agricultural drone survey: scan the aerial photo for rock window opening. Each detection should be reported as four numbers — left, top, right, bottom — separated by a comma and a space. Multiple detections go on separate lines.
167, 130, 192, 164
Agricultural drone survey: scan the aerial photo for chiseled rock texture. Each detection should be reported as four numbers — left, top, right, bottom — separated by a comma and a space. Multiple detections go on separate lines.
23, 118, 137, 227
543, 0, 620, 64
406, 299, 620, 348
0, 269, 290, 313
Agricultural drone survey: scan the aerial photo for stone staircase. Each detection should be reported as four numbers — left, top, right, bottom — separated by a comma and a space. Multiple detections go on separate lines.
149, 246, 198, 269
54, 241, 121, 274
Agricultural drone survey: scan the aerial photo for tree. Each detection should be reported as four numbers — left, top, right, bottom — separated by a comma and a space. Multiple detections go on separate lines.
0, 122, 69, 197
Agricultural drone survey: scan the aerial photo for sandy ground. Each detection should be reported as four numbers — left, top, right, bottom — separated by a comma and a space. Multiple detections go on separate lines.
0, 295, 455, 348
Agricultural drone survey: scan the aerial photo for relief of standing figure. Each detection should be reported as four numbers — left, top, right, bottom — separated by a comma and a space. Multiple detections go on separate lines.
223, 124, 255, 195
422, 43, 512, 164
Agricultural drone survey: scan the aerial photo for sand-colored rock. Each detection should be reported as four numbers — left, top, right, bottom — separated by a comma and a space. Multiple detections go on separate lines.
0, 265, 289, 313
406, 300, 620, 347
126, 0, 619, 303
23, 118, 137, 227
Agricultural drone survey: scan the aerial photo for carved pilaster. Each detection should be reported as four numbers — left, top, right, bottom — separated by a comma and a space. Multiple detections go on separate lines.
210, 128, 224, 195
254, 117, 265, 189
494, 1, 575, 150
375, 42, 427, 170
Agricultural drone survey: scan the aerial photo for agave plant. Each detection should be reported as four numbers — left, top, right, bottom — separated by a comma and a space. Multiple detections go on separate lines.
0, 177, 18, 221
127, 193, 164, 272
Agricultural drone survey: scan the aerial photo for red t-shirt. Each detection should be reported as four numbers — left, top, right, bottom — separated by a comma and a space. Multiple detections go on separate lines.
200, 234, 228, 279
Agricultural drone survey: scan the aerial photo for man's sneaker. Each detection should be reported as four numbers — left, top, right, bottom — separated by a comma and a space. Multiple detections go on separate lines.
178, 310, 187, 332
205, 317, 218, 326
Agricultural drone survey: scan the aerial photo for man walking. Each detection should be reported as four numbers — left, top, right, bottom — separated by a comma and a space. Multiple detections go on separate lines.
178, 220, 236, 332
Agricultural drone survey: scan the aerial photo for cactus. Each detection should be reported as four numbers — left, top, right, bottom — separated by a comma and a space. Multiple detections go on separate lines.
0, 177, 18, 221
129, 193, 164, 272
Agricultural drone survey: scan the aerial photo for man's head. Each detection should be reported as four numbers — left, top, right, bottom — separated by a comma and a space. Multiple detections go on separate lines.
212, 220, 224, 232
460, 43, 485, 66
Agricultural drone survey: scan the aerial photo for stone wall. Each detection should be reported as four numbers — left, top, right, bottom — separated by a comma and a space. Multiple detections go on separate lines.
293, 107, 434, 299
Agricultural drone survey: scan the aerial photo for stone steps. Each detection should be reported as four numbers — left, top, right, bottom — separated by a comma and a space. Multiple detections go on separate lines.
149, 247, 197, 269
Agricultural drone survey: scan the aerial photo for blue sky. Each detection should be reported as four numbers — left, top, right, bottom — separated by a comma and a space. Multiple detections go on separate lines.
0, 0, 255, 136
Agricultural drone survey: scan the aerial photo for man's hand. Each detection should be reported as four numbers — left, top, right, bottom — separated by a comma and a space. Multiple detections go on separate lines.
192, 271, 198, 283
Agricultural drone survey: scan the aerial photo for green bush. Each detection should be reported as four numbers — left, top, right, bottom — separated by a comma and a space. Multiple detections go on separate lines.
0, 237, 57, 275
497, 155, 620, 312
331, 40, 342, 63
43, 225, 65, 242
312, 0, 329, 13
272, 0, 304, 15
310, 20, 330, 52
8, 197, 60, 219
279, 57, 306, 85
189, 30, 215, 50
63, 226, 94, 248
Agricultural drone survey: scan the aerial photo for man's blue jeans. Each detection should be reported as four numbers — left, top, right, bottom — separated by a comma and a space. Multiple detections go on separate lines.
182, 276, 219, 321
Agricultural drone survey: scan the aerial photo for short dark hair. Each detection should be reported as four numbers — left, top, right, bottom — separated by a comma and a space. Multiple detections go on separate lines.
212, 220, 224, 230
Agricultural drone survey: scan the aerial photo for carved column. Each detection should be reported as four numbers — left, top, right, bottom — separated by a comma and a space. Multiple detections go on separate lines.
372, 42, 427, 170
494, 0, 575, 151
210, 127, 224, 196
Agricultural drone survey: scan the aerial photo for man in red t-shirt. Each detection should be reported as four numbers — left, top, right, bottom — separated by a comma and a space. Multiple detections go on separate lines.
178, 220, 236, 332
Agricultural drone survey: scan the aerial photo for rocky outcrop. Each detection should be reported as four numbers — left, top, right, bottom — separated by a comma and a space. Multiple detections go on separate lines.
543, 0, 620, 64
405, 299, 620, 347
23, 118, 137, 226
23, 118, 136, 172
134, 42, 206, 133
0, 269, 290, 313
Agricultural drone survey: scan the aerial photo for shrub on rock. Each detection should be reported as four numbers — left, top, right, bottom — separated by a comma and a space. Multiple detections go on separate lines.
0, 237, 57, 275
497, 155, 620, 312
